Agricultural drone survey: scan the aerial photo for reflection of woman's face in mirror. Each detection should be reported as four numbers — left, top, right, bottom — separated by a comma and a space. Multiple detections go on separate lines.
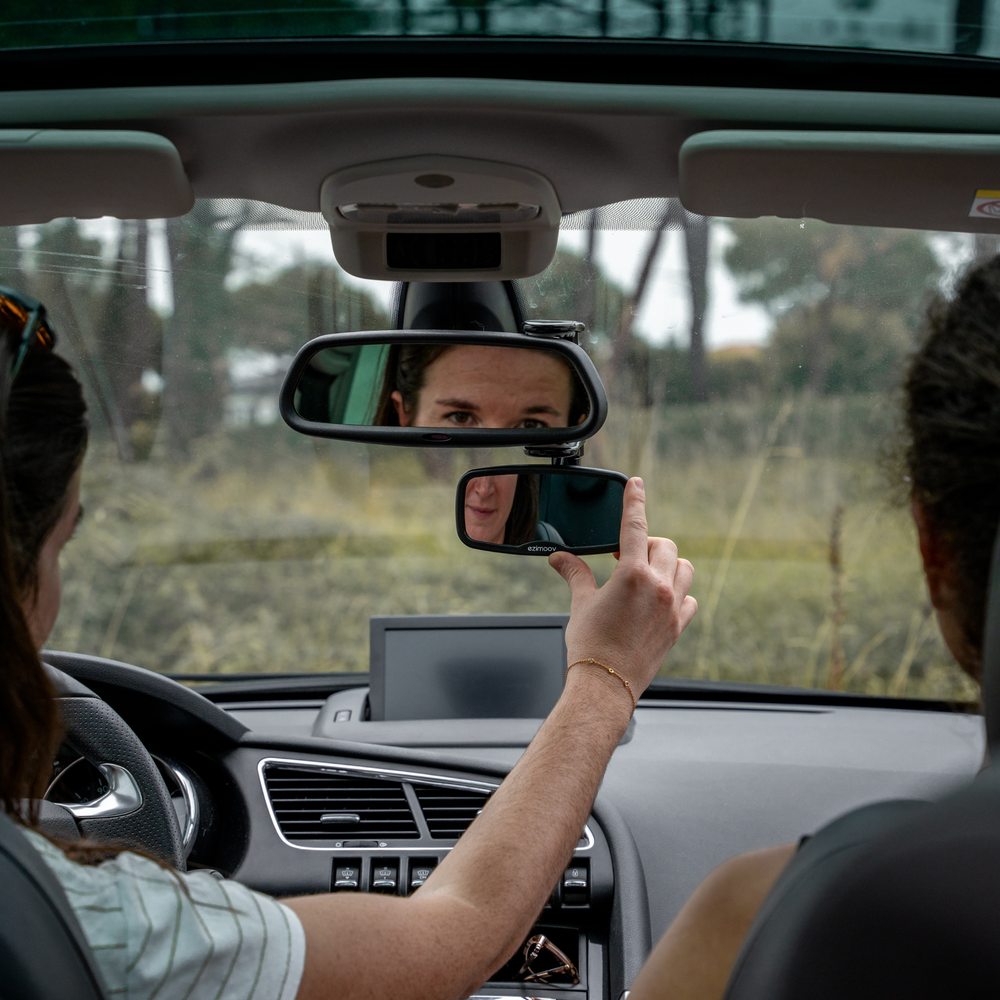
464, 474, 518, 545
392, 345, 576, 429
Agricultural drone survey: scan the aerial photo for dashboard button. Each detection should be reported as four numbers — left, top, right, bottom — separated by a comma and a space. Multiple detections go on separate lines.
333, 864, 360, 891
371, 861, 399, 894
562, 863, 589, 906
409, 859, 437, 890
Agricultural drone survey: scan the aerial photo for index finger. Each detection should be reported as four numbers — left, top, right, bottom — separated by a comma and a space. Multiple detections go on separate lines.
618, 477, 649, 564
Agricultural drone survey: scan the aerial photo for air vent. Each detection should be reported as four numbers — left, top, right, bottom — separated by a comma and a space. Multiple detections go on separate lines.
414, 784, 492, 839
265, 766, 419, 842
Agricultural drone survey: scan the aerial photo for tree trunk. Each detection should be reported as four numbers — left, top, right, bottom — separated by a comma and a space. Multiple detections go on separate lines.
758, 0, 771, 41
578, 209, 599, 335
807, 295, 833, 394
607, 200, 678, 392
682, 212, 709, 403
161, 203, 247, 458
955, 0, 987, 54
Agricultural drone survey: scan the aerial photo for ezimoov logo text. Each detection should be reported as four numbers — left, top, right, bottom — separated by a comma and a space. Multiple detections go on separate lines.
527, 543, 558, 553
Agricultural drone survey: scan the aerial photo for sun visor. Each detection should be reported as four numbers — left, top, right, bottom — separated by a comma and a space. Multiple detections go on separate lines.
679, 131, 1000, 234
320, 156, 560, 281
0, 130, 194, 226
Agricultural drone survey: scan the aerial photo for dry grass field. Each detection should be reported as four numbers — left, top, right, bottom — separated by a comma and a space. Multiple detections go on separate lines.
47, 390, 978, 704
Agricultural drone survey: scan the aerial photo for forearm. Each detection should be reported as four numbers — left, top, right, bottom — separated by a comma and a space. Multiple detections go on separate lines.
420, 666, 634, 973
288, 667, 632, 1000
628, 844, 796, 1000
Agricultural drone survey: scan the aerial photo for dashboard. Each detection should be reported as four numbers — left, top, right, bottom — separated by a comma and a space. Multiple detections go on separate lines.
42, 641, 985, 1000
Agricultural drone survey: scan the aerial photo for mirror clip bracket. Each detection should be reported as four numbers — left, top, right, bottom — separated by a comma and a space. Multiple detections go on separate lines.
521, 320, 585, 345
523, 442, 584, 466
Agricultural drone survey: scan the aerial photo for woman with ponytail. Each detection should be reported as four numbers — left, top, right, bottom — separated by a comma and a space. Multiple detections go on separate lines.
0, 289, 81, 827
0, 288, 698, 1000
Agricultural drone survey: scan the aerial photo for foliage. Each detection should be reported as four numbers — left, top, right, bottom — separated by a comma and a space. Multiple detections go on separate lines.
725, 218, 941, 316
723, 218, 944, 396
767, 303, 914, 395
225, 262, 391, 354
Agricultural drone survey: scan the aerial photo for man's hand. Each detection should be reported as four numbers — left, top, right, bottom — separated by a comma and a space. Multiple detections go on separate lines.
549, 476, 697, 700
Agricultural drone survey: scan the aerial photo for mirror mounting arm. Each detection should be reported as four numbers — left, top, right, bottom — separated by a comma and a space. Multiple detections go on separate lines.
522, 320, 586, 346
523, 441, 584, 466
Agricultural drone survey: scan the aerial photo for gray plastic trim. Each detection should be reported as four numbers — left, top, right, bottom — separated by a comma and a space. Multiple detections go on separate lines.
154, 756, 201, 858
59, 764, 143, 820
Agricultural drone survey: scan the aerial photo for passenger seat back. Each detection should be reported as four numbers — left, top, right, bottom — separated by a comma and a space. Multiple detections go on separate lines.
727, 767, 1000, 998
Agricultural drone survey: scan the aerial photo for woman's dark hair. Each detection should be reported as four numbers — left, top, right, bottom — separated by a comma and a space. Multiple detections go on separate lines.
504, 474, 539, 546
0, 339, 88, 823
374, 343, 451, 425
373, 343, 590, 427
904, 255, 1000, 681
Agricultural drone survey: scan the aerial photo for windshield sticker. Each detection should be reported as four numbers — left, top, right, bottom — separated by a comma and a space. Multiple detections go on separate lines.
970, 190, 1000, 219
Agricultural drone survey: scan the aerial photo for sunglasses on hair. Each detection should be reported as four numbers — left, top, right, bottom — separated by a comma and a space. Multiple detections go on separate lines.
0, 286, 56, 380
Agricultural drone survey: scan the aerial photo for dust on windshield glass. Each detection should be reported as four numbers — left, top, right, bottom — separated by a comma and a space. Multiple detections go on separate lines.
3, 198, 978, 703
0, 1, 995, 58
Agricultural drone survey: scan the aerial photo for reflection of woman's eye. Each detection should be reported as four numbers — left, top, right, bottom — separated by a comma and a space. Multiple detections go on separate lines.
445, 411, 477, 425
519, 418, 549, 429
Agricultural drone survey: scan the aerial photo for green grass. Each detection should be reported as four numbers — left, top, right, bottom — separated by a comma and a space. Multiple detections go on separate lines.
48, 393, 978, 703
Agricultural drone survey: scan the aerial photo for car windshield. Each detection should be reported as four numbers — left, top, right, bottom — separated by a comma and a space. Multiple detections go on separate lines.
0, 0, 994, 56
6, 198, 978, 703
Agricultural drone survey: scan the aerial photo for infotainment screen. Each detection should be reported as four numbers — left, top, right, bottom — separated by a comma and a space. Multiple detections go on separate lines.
369, 614, 568, 721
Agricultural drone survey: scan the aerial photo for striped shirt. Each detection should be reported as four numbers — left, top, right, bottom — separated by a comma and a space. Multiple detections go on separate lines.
24, 830, 305, 1000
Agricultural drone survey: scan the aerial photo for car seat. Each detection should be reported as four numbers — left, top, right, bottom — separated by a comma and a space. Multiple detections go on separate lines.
723, 534, 1000, 999
0, 809, 107, 998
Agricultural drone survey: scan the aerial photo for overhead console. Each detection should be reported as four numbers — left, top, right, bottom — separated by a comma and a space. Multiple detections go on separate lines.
319, 155, 561, 281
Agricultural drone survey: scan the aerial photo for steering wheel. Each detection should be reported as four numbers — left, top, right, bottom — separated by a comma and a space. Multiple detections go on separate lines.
42, 664, 185, 870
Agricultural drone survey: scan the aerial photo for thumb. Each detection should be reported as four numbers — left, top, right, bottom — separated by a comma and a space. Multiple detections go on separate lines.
549, 551, 597, 598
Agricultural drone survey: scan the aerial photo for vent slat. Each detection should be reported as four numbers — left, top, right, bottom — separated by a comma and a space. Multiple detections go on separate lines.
414, 785, 492, 839
264, 767, 419, 841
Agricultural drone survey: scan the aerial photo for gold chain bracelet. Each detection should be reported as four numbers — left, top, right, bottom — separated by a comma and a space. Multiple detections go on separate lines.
566, 658, 636, 714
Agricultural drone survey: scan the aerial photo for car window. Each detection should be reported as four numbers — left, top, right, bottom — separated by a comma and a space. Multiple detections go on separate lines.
0, 1, 995, 57
4, 197, 978, 702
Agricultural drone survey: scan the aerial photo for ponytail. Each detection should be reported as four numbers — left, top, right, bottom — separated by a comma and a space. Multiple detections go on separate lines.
0, 336, 87, 824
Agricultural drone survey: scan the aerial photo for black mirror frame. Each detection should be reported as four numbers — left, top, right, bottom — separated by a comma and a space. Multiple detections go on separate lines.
278, 329, 608, 447
456, 464, 629, 556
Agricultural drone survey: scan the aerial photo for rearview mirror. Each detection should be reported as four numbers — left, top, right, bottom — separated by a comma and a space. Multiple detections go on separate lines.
456, 466, 628, 555
279, 331, 607, 447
